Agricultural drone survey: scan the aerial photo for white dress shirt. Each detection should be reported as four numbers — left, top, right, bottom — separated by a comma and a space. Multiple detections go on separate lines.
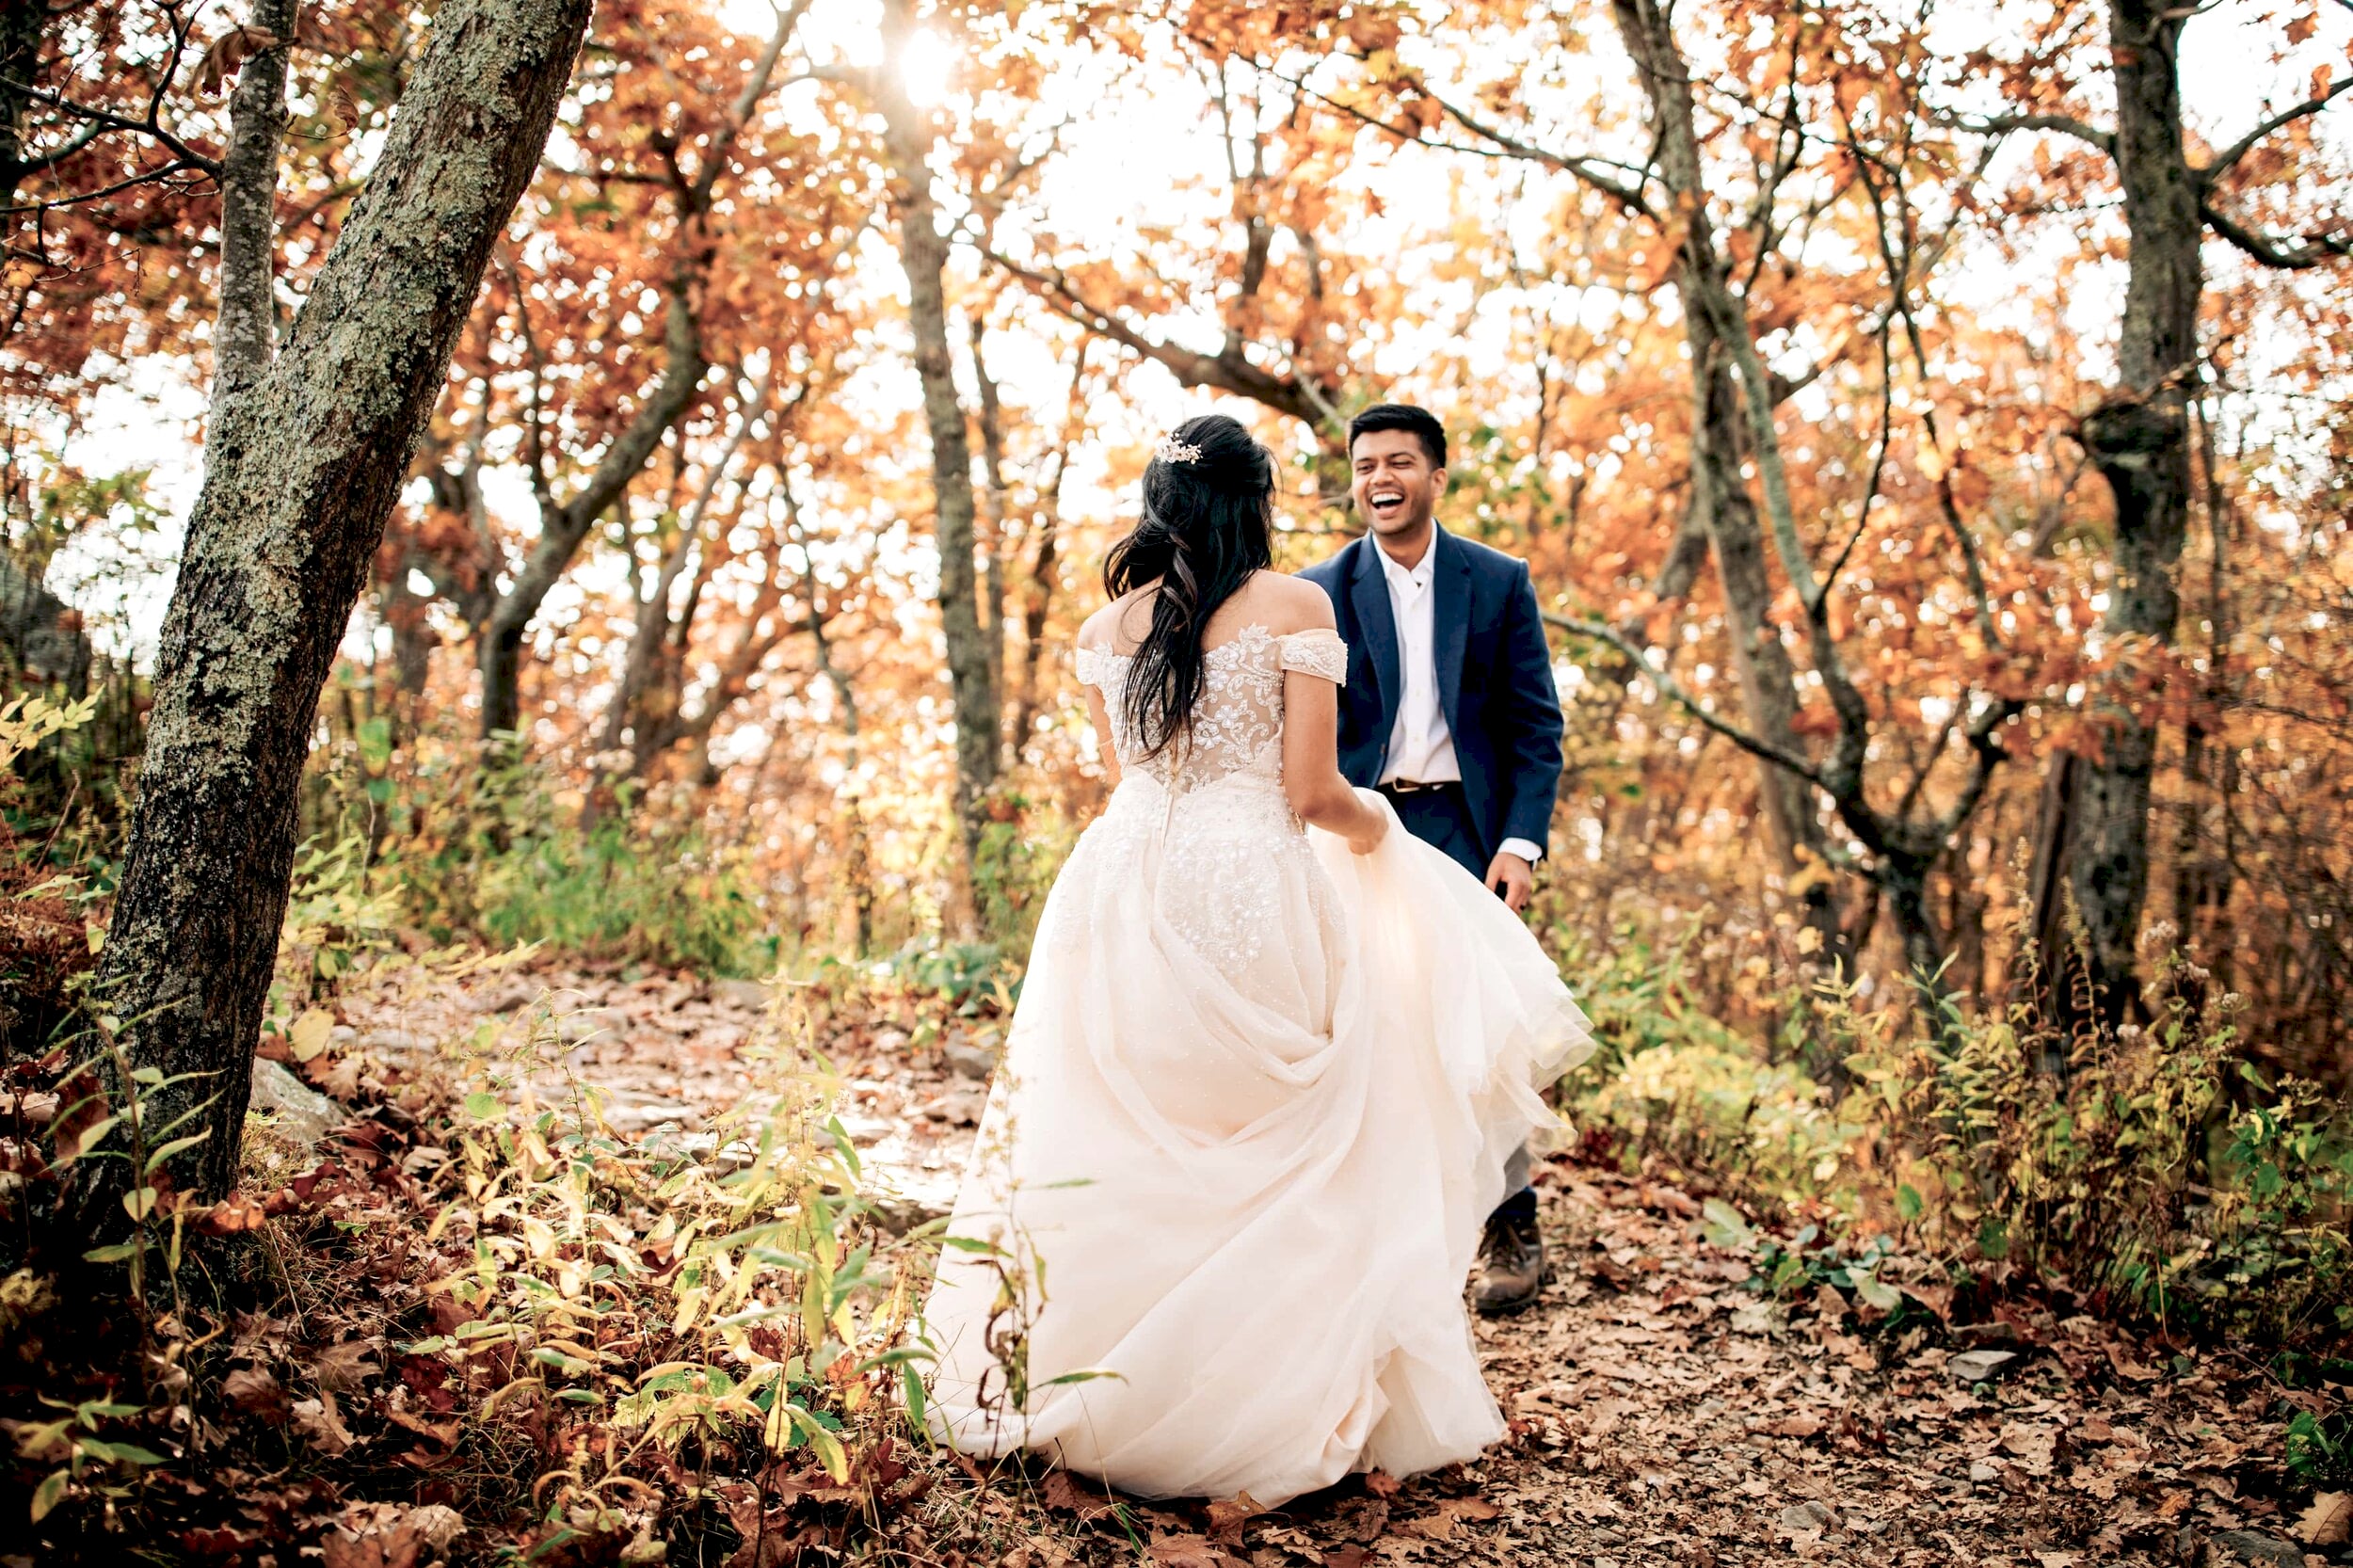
1374, 535, 1543, 866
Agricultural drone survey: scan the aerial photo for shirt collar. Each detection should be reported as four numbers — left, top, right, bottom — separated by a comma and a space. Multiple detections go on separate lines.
1374, 532, 1436, 592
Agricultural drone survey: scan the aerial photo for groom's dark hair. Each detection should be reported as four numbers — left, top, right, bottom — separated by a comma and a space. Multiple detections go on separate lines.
1348, 403, 1447, 468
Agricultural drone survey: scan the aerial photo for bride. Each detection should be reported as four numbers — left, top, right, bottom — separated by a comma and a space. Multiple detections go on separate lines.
919, 413, 1593, 1506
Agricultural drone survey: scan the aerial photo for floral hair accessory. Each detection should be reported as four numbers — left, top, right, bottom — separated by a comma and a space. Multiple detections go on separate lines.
1154, 434, 1203, 465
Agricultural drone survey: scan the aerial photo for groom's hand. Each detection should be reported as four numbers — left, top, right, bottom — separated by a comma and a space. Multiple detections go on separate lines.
1484, 851, 1533, 914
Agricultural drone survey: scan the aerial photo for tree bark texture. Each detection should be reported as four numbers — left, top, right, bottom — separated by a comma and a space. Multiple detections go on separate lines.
971, 318, 1012, 762
85, 0, 594, 1215
213, 0, 297, 397
877, 0, 998, 861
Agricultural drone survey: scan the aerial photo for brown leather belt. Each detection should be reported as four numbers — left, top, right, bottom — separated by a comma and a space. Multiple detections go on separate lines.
1381, 779, 1457, 794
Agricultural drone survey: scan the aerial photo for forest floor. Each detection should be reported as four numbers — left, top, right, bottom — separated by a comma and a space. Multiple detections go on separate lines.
296, 957, 2347, 1568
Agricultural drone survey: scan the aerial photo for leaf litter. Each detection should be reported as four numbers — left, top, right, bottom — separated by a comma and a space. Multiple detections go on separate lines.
7, 953, 2344, 1567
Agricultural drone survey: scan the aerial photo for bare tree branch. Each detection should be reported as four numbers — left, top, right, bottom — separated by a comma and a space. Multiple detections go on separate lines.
1542, 610, 1833, 792
2201, 75, 2353, 184
982, 246, 1331, 432
1932, 107, 2115, 156
2201, 193, 2353, 268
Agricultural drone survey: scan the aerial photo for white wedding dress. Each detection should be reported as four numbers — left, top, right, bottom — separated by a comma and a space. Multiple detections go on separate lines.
919, 624, 1593, 1505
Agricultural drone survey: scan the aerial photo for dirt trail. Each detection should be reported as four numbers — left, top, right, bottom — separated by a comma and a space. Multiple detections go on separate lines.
333, 961, 2338, 1568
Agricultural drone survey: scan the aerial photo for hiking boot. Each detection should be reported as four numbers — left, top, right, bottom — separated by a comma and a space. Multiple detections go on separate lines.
1474, 1208, 1545, 1317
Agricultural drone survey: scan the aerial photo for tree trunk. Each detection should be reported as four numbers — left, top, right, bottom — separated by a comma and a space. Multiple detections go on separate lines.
2028, 0, 2201, 1023
213, 0, 297, 398
1883, 857, 1952, 1008
80, 0, 593, 1222
876, 0, 997, 885
1609, 0, 1849, 973
479, 281, 706, 741
1012, 490, 1064, 761
599, 371, 768, 774
0, 552, 93, 695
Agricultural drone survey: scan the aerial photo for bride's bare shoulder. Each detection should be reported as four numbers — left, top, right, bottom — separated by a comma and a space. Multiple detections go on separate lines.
1077, 601, 1118, 649
1079, 592, 1147, 651
1244, 571, 1338, 636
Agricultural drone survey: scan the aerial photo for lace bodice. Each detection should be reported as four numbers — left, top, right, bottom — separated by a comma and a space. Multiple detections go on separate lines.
1075, 624, 1348, 797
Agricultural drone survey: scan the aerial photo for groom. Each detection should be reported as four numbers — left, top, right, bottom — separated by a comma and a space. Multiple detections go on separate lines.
1302, 403, 1565, 1316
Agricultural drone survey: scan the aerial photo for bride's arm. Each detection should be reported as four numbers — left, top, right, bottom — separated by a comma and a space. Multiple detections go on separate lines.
1283, 673, 1385, 854
1085, 684, 1122, 790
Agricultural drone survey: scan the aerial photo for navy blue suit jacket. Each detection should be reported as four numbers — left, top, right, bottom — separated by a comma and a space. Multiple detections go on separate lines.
1299, 529, 1564, 865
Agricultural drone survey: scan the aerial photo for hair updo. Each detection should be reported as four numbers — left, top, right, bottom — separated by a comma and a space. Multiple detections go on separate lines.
1102, 413, 1276, 760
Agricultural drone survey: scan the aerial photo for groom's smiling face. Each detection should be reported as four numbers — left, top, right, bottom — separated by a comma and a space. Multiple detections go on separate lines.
1350, 428, 1445, 542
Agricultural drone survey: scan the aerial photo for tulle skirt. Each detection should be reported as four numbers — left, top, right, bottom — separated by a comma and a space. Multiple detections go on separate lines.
919, 782, 1592, 1505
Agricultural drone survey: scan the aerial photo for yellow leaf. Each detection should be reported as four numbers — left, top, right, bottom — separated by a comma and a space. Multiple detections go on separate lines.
288, 1009, 334, 1063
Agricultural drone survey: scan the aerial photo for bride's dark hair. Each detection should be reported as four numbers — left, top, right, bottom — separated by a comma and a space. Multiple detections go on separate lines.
1103, 413, 1275, 760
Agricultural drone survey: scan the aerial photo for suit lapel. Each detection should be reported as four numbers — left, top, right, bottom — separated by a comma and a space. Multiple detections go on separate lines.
1433, 527, 1471, 738
1349, 539, 1402, 751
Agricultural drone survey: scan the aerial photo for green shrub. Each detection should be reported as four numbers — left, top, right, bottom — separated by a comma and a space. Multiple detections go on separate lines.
969, 787, 1074, 960
307, 734, 774, 978
1560, 936, 2350, 1350
1547, 926, 1859, 1205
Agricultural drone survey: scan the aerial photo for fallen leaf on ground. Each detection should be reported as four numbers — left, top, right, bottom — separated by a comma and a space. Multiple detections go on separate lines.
222, 1366, 289, 1423
1146, 1531, 1228, 1568
1206, 1489, 1265, 1544
293, 1390, 356, 1455
321, 1527, 421, 1568
310, 1338, 380, 1392
1040, 1468, 1120, 1521
2298, 1492, 2351, 1546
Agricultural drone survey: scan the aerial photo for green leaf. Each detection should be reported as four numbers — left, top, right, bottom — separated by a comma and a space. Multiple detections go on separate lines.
792, 1407, 849, 1480
1700, 1197, 1755, 1253
143, 1130, 210, 1176
1853, 1273, 1903, 1312
75, 1401, 144, 1421
78, 1439, 167, 1466
824, 1115, 863, 1180
30, 1467, 68, 1523
1896, 1184, 1924, 1223
463, 1091, 501, 1120
82, 1241, 141, 1265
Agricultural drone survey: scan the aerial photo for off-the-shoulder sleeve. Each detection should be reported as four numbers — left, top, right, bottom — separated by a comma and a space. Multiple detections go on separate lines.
1276, 628, 1348, 685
